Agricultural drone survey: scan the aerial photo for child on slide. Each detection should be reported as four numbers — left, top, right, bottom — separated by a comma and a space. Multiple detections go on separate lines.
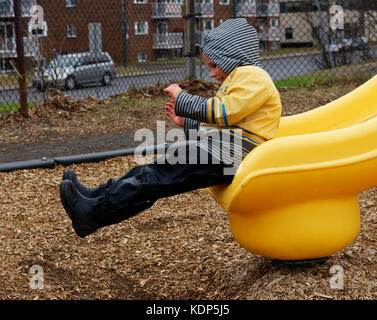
60, 18, 282, 238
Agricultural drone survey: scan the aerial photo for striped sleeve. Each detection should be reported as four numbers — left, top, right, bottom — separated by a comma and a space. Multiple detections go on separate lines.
175, 91, 223, 126
175, 91, 209, 123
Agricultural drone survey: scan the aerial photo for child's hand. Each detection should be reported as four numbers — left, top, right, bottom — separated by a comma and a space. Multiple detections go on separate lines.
163, 84, 182, 102
164, 99, 184, 127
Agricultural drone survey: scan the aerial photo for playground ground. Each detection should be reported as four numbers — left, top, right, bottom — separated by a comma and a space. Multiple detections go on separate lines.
0, 79, 376, 300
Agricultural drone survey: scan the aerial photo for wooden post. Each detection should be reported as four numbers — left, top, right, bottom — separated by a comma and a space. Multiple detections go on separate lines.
13, 0, 29, 117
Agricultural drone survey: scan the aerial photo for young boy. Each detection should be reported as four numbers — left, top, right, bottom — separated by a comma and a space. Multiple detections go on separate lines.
60, 18, 282, 238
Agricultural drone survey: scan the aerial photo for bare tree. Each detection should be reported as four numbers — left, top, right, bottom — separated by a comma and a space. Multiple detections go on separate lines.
32, 33, 66, 99
301, 0, 374, 69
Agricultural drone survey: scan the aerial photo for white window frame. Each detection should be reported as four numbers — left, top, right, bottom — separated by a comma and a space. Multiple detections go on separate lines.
134, 0, 147, 4
219, 0, 230, 5
203, 19, 214, 31
157, 21, 168, 34
0, 58, 13, 73
270, 18, 278, 27
134, 22, 148, 35
137, 52, 147, 63
285, 27, 293, 40
66, 0, 75, 8
67, 24, 77, 38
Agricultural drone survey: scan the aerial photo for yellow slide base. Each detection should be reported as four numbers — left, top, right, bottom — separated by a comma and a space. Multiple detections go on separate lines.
228, 196, 360, 261
207, 77, 377, 260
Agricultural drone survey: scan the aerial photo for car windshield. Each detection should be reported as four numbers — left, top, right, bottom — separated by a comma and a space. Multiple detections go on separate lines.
48, 56, 77, 69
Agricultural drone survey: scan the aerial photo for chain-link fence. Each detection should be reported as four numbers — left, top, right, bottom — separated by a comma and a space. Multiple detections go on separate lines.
1, 0, 376, 115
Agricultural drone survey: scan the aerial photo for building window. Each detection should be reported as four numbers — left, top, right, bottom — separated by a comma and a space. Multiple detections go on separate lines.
0, 58, 13, 73
134, 22, 148, 35
67, 24, 77, 38
285, 27, 293, 40
280, 1, 307, 13
66, 0, 75, 8
203, 20, 214, 32
270, 18, 278, 27
271, 41, 277, 50
137, 53, 147, 62
257, 17, 267, 25
174, 48, 183, 58
219, 0, 229, 5
134, 0, 147, 4
156, 49, 169, 60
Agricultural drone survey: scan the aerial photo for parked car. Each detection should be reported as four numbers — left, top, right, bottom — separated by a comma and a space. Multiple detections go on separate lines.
32, 52, 117, 91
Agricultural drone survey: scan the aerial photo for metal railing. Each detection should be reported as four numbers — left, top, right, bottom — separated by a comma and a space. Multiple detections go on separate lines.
0, 0, 35, 17
257, 2, 280, 17
151, 2, 183, 19
153, 32, 184, 49
195, 2, 214, 17
236, 2, 257, 17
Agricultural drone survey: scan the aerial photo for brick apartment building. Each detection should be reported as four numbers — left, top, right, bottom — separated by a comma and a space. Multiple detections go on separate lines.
0, 0, 36, 72
127, 0, 281, 63
36, 0, 125, 63
0, 0, 125, 72
1, 0, 281, 72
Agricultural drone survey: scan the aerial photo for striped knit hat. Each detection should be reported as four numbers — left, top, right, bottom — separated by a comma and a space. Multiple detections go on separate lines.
200, 18, 261, 75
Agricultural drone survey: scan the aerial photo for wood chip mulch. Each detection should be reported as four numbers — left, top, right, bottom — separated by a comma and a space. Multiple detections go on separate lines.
0, 79, 376, 300
0, 155, 376, 300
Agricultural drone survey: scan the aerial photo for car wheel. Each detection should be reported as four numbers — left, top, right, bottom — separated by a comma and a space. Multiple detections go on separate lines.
102, 73, 111, 86
65, 76, 76, 90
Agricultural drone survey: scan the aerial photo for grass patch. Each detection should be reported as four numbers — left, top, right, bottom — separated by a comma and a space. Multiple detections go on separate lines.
0, 71, 35, 88
274, 62, 376, 88
0, 101, 35, 115
117, 97, 165, 117
116, 65, 144, 75
132, 58, 187, 66
261, 46, 320, 58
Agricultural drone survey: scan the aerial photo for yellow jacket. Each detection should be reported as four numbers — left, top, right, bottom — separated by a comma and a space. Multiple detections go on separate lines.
176, 66, 282, 153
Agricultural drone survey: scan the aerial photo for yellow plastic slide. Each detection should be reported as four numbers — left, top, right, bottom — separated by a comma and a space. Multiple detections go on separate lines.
208, 75, 377, 261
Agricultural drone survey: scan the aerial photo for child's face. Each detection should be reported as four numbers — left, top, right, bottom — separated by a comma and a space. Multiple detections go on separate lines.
202, 53, 228, 85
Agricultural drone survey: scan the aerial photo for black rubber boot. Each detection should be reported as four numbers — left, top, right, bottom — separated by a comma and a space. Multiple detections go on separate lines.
60, 180, 154, 238
62, 169, 107, 198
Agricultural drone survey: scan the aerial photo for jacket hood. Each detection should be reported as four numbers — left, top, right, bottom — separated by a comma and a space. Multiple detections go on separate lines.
200, 18, 261, 75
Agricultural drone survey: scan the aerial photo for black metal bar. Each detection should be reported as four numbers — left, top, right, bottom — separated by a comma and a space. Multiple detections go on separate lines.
232, 0, 237, 18
186, 0, 196, 80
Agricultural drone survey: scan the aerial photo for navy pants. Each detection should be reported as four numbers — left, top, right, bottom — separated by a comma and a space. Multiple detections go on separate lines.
103, 142, 238, 214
